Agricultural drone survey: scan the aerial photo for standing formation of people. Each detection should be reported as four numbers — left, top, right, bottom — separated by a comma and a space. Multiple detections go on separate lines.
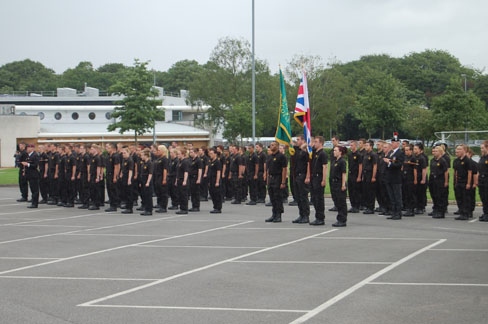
12, 138, 488, 224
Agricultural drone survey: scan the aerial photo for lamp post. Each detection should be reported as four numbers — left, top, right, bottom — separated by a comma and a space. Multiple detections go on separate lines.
461, 74, 468, 143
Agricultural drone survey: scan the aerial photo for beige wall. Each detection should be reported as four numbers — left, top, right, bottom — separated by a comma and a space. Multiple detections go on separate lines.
0, 116, 40, 167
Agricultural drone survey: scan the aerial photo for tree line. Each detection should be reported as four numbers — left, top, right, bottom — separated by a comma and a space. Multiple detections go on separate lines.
1, 36, 488, 143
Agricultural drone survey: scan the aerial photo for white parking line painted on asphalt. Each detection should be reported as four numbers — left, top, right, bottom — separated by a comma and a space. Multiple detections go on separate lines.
233, 260, 392, 265
288, 239, 446, 324
138, 245, 267, 249
0, 221, 253, 276
85, 304, 310, 313
0, 275, 158, 281
313, 237, 436, 241
0, 257, 59, 260
369, 282, 488, 287
430, 248, 488, 252
77, 229, 338, 307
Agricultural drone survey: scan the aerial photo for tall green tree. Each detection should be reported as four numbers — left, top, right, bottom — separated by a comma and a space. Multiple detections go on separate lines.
222, 101, 263, 143
431, 78, 488, 134
0, 59, 58, 92
160, 60, 203, 94
354, 68, 407, 139
107, 59, 163, 143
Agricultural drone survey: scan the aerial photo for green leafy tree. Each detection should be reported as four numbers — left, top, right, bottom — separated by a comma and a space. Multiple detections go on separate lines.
402, 105, 434, 142
160, 60, 203, 94
107, 59, 163, 143
60, 61, 98, 91
222, 101, 263, 143
431, 78, 488, 134
354, 68, 407, 138
0, 59, 58, 92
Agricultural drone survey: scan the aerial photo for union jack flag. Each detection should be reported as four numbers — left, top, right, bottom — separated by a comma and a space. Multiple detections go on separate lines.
294, 71, 312, 157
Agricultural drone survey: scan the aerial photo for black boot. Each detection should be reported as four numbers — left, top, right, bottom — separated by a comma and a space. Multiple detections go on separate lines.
272, 214, 282, 223
265, 213, 276, 222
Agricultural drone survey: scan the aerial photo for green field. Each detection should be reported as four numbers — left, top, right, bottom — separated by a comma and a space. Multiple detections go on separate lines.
0, 168, 18, 185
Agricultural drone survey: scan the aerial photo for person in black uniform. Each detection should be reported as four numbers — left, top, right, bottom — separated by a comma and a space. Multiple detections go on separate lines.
383, 135, 405, 220
88, 144, 102, 210
15, 142, 29, 202
330, 146, 348, 227
265, 141, 287, 223
361, 140, 378, 214
175, 148, 190, 214
402, 144, 416, 216
168, 147, 179, 210
453, 144, 473, 220
208, 147, 223, 213
77, 144, 90, 209
21, 144, 40, 208
105, 143, 121, 212
155, 145, 169, 213
38, 144, 49, 204
478, 141, 488, 222
292, 135, 311, 224
57, 145, 67, 207
310, 136, 328, 225
429, 145, 449, 218
217, 145, 228, 203
47, 144, 60, 205
189, 148, 203, 212
255, 142, 267, 203
64, 144, 77, 207
199, 146, 210, 201
120, 147, 135, 214
438, 143, 451, 217
467, 148, 478, 219
377, 142, 392, 215
246, 144, 259, 205
347, 140, 362, 213
139, 149, 153, 216
229, 145, 245, 204
413, 143, 428, 214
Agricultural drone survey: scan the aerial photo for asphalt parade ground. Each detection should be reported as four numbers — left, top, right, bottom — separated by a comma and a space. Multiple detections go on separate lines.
0, 186, 487, 324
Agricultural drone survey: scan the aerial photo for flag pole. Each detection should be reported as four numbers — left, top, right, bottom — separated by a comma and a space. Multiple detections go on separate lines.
251, 0, 256, 143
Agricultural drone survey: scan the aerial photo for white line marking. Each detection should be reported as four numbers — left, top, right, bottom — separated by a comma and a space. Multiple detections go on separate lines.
0, 275, 157, 281
0, 214, 184, 245
312, 237, 436, 241
64, 233, 173, 238
430, 248, 488, 252
0, 212, 102, 226
434, 227, 488, 234
232, 261, 392, 265
139, 245, 267, 249
0, 257, 59, 260
0, 221, 253, 276
288, 239, 446, 324
0, 208, 60, 216
469, 218, 478, 223
78, 229, 338, 307
369, 282, 488, 287
9, 224, 90, 228
85, 304, 310, 313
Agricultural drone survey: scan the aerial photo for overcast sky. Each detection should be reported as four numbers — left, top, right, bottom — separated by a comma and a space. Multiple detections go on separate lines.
1, 0, 486, 74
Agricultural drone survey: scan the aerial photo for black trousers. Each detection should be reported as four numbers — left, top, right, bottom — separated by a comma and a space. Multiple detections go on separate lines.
268, 176, 284, 215
27, 176, 39, 206
177, 179, 189, 211
362, 175, 376, 211
89, 179, 101, 207
386, 182, 403, 217
294, 173, 310, 218
479, 182, 488, 215
190, 176, 200, 208
311, 176, 325, 220
347, 175, 360, 209
79, 175, 89, 206
121, 181, 133, 210
106, 175, 119, 208
257, 172, 266, 201
454, 182, 471, 217
19, 170, 28, 199
247, 177, 258, 202
415, 183, 427, 210
402, 181, 416, 211
39, 174, 49, 201
209, 181, 222, 211
200, 175, 209, 199
141, 180, 153, 212
331, 183, 347, 223
168, 176, 178, 207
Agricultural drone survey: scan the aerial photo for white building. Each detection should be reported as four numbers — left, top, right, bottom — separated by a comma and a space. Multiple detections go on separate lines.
0, 87, 212, 167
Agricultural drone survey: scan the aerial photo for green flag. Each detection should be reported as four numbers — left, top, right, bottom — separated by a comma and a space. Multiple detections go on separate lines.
275, 69, 294, 154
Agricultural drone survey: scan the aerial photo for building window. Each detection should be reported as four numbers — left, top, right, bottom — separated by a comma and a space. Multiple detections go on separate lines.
55, 112, 62, 120
72, 112, 79, 120
38, 112, 45, 120
105, 112, 112, 120
89, 112, 96, 120
172, 110, 183, 121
